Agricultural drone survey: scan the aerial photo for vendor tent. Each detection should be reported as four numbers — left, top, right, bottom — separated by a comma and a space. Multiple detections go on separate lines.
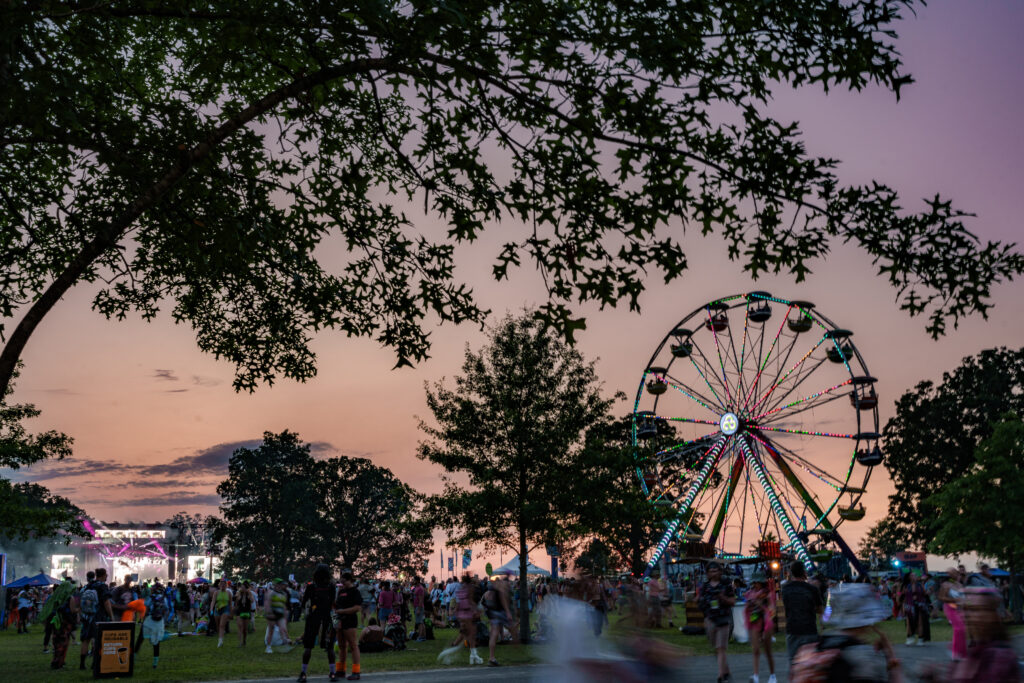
495, 556, 551, 577
3, 573, 61, 588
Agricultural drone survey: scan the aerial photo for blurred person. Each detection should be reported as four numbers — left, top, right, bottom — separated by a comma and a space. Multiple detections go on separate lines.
16, 588, 33, 633
744, 571, 776, 683
334, 572, 363, 681
174, 583, 192, 635
376, 580, 395, 624
265, 578, 290, 653
790, 582, 902, 683
646, 575, 663, 628
298, 564, 336, 683
939, 568, 967, 662
411, 576, 427, 641
437, 574, 483, 665
698, 562, 735, 683
780, 561, 822, 663
357, 578, 374, 625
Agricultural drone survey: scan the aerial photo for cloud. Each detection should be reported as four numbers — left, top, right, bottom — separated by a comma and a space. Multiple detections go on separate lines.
191, 375, 221, 387
83, 491, 222, 507
140, 440, 262, 477
153, 369, 179, 381
164, 389, 189, 393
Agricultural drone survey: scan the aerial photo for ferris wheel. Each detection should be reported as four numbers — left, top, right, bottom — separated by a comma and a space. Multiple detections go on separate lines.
632, 292, 882, 572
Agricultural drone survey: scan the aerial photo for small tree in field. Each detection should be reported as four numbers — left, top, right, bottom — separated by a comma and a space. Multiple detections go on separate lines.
418, 313, 616, 642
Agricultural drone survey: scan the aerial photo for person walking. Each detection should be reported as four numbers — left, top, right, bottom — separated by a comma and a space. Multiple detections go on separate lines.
484, 571, 513, 666
357, 578, 374, 626
297, 565, 336, 683
209, 578, 233, 647
234, 581, 257, 647
376, 581, 394, 624
173, 583, 192, 635
901, 572, 929, 646
334, 572, 364, 681
437, 574, 483, 665
136, 581, 167, 669
698, 562, 736, 683
411, 577, 427, 642
780, 561, 822, 663
744, 571, 776, 683
265, 579, 290, 653
938, 568, 967, 661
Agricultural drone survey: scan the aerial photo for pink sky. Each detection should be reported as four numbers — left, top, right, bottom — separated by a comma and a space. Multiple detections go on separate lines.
7, 2, 1024, 575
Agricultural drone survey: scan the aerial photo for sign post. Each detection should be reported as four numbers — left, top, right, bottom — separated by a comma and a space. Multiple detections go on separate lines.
94, 622, 135, 678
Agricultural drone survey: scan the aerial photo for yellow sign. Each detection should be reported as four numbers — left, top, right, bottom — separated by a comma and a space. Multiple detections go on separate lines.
97, 624, 134, 676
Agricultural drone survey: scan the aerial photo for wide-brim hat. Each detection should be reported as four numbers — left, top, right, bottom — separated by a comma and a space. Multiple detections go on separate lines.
825, 583, 889, 630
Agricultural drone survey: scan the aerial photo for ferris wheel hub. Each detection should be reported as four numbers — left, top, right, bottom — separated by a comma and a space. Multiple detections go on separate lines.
719, 412, 741, 435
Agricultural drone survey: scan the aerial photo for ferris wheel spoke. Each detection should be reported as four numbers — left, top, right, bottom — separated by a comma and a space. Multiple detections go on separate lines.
760, 355, 832, 416
749, 334, 828, 415
751, 437, 833, 531
705, 307, 735, 407
752, 378, 854, 422
652, 435, 718, 462
752, 432, 849, 490
653, 415, 722, 427
724, 309, 750, 401
646, 434, 731, 572
685, 340, 731, 409
759, 390, 850, 425
751, 424, 858, 440
737, 437, 815, 569
663, 374, 726, 414
739, 305, 793, 412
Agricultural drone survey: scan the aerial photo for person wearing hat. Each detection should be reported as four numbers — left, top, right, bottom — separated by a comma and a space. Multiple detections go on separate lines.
790, 582, 902, 682
744, 571, 776, 683
698, 562, 736, 683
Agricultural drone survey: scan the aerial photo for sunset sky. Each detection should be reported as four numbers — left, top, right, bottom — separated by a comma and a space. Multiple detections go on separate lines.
5, 2, 1023, 575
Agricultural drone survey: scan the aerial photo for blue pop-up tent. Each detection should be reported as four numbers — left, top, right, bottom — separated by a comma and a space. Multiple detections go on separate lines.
3, 572, 62, 588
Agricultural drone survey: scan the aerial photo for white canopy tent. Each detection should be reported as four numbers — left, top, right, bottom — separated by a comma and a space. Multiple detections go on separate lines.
495, 556, 551, 577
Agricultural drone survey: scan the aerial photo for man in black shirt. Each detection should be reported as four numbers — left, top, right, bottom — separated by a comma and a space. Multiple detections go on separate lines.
298, 565, 337, 683
780, 561, 823, 662
334, 572, 363, 681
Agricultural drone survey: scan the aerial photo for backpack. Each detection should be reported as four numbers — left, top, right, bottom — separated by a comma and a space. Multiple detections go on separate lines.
80, 586, 99, 616
149, 595, 166, 622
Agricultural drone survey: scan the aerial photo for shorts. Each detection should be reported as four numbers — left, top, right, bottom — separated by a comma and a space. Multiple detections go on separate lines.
337, 616, 358, 632
378, 608, 392, 621
214, 606, 231, 617
80, 616, 97, 641
238, 612, 251, 619
414, 607, 425, 625
303, 615, 334, 649
487, 609, 509, 628
142, 617, 165, 645
705, 618, 731, 650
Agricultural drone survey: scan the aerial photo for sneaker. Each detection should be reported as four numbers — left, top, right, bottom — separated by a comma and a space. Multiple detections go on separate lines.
750, 675, 759, 683
489, 659, 500, 667
346, 675, 360, 681
297, 673, 307, 683
329, 673, 338, 682
767, 675, 777, 683
265, 645, 273, 654
906, 637, 914, 646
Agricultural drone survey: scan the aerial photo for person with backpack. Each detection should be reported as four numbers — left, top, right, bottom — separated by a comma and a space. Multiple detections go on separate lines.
174, 583, 192, 635
136, 581, 167, 669
79, 568, 113, 670
789, 582, 901, 683
698, 562, 736, 683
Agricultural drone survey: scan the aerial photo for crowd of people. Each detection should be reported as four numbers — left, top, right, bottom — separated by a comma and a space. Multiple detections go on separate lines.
3, 560, 1020, 682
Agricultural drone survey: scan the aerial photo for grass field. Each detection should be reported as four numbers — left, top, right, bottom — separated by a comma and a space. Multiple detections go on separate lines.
0, 612, 971, 682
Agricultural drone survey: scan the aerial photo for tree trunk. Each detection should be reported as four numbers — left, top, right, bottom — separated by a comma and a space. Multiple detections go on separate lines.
519, 530, 530, 643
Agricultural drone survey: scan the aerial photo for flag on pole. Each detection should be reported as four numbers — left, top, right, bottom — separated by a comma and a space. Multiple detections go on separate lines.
447, 556, 454, 572
462, 549, 472, 569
